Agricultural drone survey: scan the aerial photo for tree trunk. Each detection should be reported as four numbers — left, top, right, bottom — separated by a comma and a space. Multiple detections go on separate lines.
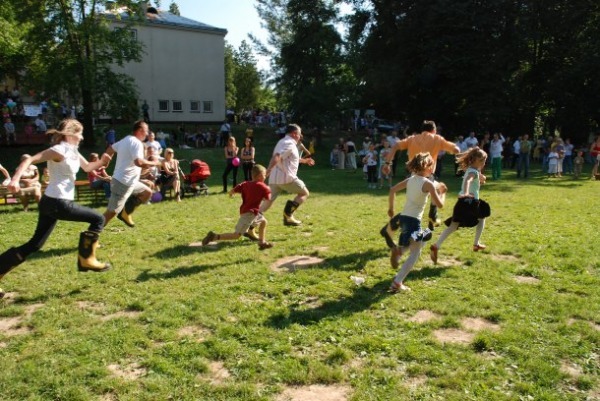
82, 88, 95, 148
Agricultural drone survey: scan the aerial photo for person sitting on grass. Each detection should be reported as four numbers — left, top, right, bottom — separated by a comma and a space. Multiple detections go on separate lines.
201, 164, 273, 250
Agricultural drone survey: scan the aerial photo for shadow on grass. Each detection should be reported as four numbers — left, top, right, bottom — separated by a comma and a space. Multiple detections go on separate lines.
135, 262, 234, 282
266, 279, 391, 328
306, 248, 389, 272
266, 266, 446, 328
22, 246, 77, 261
150, 241, 251, 259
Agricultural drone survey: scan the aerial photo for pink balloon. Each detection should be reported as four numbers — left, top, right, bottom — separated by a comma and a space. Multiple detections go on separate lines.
232, 157, 240, 167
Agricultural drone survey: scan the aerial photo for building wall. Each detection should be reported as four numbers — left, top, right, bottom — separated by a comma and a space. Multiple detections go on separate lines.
114, 22, 226, 123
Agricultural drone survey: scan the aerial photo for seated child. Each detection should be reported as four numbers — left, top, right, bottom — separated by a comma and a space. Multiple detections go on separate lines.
201, 164, 273, 250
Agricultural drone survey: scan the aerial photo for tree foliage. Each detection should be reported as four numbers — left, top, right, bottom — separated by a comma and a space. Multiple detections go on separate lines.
11, 0, 144, 145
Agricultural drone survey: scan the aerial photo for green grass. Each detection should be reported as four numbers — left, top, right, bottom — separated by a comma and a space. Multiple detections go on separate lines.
0, 128, 599, 400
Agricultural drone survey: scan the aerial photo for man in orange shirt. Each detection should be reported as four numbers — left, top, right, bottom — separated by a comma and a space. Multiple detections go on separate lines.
381, 121, 459, 246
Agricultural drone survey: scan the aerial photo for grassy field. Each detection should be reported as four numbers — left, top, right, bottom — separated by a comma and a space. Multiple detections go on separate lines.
0, 127, 599, 401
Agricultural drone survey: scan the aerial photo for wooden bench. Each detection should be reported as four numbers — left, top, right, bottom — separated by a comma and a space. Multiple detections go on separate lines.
74, 180, 104, 203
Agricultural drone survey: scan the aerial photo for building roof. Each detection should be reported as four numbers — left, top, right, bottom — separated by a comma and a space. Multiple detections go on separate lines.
104, 6, 227, 36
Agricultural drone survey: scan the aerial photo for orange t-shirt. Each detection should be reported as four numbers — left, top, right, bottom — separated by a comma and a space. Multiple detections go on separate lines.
397, 132, 458, 171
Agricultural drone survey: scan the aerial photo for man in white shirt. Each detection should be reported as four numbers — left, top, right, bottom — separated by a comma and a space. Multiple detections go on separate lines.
34, 115, 47, 135
103, 120, 161, 227
464, 131, 479, 148
261, 124, 315, 226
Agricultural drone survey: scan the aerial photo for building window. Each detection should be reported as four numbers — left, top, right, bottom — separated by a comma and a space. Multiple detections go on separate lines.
190, 101, 200, 113
203, 101, 213, 113
158, 100, 169, 112
172, 100, 183, 112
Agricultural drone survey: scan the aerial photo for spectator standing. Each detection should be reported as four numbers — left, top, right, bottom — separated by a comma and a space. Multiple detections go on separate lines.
464, 131, 479, 149
4, 118, 16, 145
574, 150, 584, 179
222, 136, 239, 193
489, 133, 505, 180
141, 100, 150, 123
105, 126, 116, 147
34, 114, 47, 135
516, 134, 532, 178
563, 138, 574, 174
145, 131, 163, 156
241, 137, 256, 181
220, 120, 231, 142
345, 137, 357, 171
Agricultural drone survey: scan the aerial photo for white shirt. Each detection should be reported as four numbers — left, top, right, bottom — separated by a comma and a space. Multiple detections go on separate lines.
145, 139, 162, 155
45, 142, 80, 200
489, 135, 505, 158
111, 135, 144, 186
269, 135, 299, 185
464, 135, 478, 148
402, 175, 429, 220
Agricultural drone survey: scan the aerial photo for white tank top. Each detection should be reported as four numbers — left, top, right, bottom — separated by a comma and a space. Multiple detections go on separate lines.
402, 175, 429, 220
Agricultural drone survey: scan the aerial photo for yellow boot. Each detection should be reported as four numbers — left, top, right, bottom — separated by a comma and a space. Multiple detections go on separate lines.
77, 231, 111, 272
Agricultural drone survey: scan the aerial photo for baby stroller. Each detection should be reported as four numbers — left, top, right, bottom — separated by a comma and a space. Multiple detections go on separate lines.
180, 159, 211, 197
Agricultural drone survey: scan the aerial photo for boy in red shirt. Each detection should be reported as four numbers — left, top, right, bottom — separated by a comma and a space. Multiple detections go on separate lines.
201, 164, 273, 250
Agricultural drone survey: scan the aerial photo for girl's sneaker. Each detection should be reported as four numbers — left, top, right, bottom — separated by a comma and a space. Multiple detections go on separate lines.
388, 281, 411, 293
473, 243, 487, 252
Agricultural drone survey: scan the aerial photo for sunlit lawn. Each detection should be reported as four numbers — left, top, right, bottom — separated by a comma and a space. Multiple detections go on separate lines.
0, 130, 598, 400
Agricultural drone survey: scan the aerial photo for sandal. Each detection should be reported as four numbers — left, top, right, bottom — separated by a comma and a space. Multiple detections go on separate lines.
473, 243, 487, 252
388, 281, 410, 293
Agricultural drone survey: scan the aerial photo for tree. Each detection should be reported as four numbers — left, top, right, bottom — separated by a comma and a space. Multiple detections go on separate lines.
16, 1, 144, 146
233, 41, 262, 113
0, 2, 30, 82
168, 1, 180, 16
255, 0, 346, 130
224, 43, 237, 111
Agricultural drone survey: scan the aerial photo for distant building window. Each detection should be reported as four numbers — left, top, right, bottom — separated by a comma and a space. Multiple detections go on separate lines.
172, 100, 183, 112
203, 101, 213, 113
190, 101, 200, 113
158, 100, 169, 112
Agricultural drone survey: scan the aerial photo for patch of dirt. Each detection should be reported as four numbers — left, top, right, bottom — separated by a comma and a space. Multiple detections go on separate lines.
435, 257, 462, 267
407, 310, 442, 323
178, 325, 212, 342
100, 311, 142, 322
208, 361, 231, 385
0, 303, 43, 336
0, 342, 7, 348
297, 296, 322, 308
0, 292, 17, 302
326, 231, 335, 236
560, 361, 583, 377
514, 275, 540, 284
270, 256, 324, 273
99, 393, 117, 401
276, 384, 351, 401
491, 254, 520, 263
76, 301, 106, 313
314, 246, 329, 252
433, 328, 474, 344
404, 375, 428, 389
107, 362, 147, 380
461, 317, 501, 332
567, 318, 600, 331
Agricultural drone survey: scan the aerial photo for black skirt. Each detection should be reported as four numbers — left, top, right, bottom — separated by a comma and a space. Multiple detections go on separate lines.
444, 198, 491, 228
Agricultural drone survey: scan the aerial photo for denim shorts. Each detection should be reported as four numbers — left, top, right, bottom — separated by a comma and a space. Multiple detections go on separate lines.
398, 215, 421, 247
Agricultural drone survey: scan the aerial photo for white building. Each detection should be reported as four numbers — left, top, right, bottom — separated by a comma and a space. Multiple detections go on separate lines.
108, 5, 227, 123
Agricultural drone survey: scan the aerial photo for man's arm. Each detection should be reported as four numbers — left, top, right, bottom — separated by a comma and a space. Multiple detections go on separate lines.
265, 153, 281, 177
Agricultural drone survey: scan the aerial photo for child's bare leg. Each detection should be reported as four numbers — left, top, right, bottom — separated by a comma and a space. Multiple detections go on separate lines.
258, 220, 267, 243
391, 241, 421, 290
390, 246, 408, 270
215, 232, 241, 241
474, 218, 486, 246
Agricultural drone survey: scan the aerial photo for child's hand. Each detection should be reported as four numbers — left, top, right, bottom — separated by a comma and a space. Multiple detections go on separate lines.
479, 174, 487, 184
436, 182, 448, 194
387, 208, 394, 218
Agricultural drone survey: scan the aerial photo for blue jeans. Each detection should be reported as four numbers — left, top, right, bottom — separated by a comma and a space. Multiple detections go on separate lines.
90, 179, 111, 199
517, 153, 530, 177
16, 195, 104, 257
563, 155, 573, 174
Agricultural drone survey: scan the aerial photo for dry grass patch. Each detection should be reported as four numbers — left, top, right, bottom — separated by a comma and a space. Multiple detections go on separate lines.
276, 384, 351, 401
314, 246, 329, 252
404, 375, 428, 390
433, 328, 474, 345
560, 361, 583, 377
435, 257, 462, 267
0, 303, 43, 337
178, 324, 212, 342
100, 310, 142, 322
461, 317, 501, 332
206, 361, 231, 385
514, 275, 541, 284
107, 362, 147, 380
76, 300, 106, 313
491, 254, 521, 263
407, 310, 442, 323
270, 256, 324, 273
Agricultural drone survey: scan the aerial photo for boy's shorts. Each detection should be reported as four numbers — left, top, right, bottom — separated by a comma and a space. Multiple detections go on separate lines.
235, 212, 266, 234
108, 179, 150, 213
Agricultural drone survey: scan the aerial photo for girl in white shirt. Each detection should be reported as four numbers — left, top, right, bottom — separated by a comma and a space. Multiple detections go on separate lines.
0, 119, 112, 298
